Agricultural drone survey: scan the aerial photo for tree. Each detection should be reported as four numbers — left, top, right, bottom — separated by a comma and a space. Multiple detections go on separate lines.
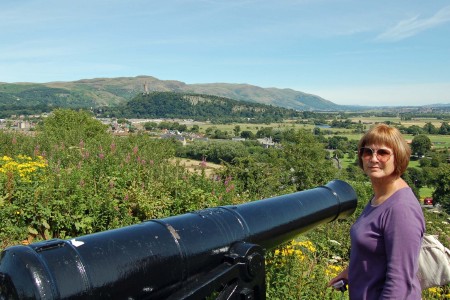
439, 122, 450, 135
144, 121, 157, 130
411, 134, 432, 157
220, 156, 288, 199
190, 124, 200, 133
406, 125, 423, 135
347, 150, 356, 160
256, 127, 273, 138
37, 109, 109, 148
281, 129, 337, 191
233, 125, 241, 137
158, 121, 172, 130
240, 130, 255, 139
431, 164, 450, 213
423, 122, 437, 134
419, 158, 431, 168
178, 124, 188, 132
402, 167, 423, 198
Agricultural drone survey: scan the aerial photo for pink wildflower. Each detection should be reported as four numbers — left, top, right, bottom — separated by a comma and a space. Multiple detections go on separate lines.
133, 146, 138, 155
34, 145, 40, 157
224, 176, 232, 186
226, 184, 235, 193
200, 156, 207, 168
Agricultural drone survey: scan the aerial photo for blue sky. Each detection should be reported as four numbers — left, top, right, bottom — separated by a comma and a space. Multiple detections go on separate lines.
1, 0, 450, 106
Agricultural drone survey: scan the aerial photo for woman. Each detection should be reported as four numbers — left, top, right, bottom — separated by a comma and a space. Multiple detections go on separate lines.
328, 124, 425, 299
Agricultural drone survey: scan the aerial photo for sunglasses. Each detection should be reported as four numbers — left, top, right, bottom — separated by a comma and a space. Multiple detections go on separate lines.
359, 147, 392, 162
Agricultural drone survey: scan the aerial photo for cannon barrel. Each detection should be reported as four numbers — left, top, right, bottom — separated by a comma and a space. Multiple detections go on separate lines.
0, 179, 357, 299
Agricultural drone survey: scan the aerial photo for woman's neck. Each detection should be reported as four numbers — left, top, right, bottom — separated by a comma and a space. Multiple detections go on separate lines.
370, 176, 407, 206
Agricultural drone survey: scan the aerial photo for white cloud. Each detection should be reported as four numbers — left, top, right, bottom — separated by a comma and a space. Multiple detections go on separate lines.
376, 5, 450, 42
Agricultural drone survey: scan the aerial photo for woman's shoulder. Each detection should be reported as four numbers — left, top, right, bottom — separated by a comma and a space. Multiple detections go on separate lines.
386, 187, 420, 209
385, 187, 424, 219
390, 186, 415, 199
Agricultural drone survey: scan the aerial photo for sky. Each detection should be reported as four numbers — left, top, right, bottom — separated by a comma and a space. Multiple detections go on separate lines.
1, 0, 450, 106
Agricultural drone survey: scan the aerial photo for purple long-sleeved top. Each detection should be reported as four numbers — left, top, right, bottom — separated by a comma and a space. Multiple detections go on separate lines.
349, 187, 425, 300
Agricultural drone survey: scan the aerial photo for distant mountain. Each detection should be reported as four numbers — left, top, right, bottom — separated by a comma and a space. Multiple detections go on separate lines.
185, 82, 340, 111
0, 75, 342, 111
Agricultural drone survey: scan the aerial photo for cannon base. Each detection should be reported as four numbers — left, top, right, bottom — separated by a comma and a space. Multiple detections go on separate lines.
168, 242, 265, 300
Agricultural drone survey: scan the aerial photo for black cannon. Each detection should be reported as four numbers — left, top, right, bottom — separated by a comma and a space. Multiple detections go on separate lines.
0, 179, 357, 300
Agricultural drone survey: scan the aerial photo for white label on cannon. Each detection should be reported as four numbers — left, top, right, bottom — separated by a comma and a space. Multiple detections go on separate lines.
212, 246, 229, 254
70, 239, 85, 247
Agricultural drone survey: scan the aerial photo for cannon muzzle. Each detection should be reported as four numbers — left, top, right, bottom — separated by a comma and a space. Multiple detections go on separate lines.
0, 179, 357, 299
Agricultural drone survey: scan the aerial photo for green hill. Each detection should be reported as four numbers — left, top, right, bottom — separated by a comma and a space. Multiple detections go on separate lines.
96, 91, 302, 122
0, 76, 342, 116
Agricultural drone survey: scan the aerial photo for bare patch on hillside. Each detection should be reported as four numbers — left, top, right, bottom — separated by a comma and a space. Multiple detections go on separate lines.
170, 158, 223, 177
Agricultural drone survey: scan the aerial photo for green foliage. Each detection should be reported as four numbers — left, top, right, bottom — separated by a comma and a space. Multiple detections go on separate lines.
97, 92, 301, 122
423, 122, 438, 134
177, 140, 250, 164
281, 129, 337, 191
411, 134, 432, 156
220, 156, 293, 199
0, 124, 241, 248
240, 130, 255, 139
439, 122, 450, 135
0, 84, 96, 117
431, 164, 450, 213
402, 167, 424, 198
36, 108, 109, 148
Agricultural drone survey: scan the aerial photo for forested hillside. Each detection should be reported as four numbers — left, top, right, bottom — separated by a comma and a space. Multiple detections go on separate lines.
95, 91, 302, 122
0, 84, 97, 117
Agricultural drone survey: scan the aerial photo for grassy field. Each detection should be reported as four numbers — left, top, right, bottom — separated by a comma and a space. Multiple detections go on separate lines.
199, 121, 450, 149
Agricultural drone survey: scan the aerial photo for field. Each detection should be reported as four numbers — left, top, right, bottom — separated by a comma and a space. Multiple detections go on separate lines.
196, 118, 450, 149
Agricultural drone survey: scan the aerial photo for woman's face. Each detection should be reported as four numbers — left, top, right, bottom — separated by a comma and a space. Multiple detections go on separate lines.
360, 144, 396, 180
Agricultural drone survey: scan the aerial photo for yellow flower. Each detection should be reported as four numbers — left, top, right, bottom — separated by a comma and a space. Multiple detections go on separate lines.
427, 287, 439, 294
0, 155, 48, 181
325, 264, 344, 277
1, 156, 12, 161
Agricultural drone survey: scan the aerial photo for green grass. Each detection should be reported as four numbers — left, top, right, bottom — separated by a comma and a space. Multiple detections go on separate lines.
419, 186, 434, 199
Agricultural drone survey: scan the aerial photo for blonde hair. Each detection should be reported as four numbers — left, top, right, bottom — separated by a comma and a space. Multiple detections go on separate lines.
357, 123, 411, 176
